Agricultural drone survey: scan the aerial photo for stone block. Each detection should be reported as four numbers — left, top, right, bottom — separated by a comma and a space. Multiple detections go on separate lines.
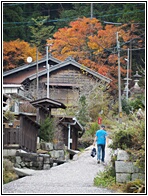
14, 168, 35, 177
54, 142, 64, 150
117, 150, 129, 161
43, 157, 50, 164
43, 164, 50, 170
20, 162, 25, 167
132, 173, 145, 181
50, 151, 55, 158
40, 142, 53, 151
116, 173, 131, 183
54, 150, 64, 158
14, 163, 21, 168
3, 149, 17, 156
115, 161, 134, 173
22, 155, 37, 162
37, 156, 43, 162
73, 154, 78, 161
32, 161, 43, 169
15, 156, 22, 165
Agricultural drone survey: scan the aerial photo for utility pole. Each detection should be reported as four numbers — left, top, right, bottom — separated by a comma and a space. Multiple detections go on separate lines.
46, 45, 49, 98
129, 41, 132, 78
126, 48, 130, 100
117, 32, 122, 123
36, 47, 39, 99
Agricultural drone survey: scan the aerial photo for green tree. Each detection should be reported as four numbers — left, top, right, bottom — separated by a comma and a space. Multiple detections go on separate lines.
29, 16, 54, 53
76, 95, 90, 127
3, 4, 25, 41
39, 117, 56, 142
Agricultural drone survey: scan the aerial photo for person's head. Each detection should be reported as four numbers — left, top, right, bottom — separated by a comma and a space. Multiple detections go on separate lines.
101, 124, 105, 129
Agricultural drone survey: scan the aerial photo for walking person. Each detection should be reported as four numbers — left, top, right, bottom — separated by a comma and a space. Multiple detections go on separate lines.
93, 124, 108, 165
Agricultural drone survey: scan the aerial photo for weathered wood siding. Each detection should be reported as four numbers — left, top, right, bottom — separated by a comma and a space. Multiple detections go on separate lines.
24, 65, 101, 105
3, 115, 39, 152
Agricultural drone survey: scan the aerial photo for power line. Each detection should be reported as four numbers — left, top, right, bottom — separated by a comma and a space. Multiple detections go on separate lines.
121, 48, 145, 51
103, 21, 145, 25
3, 9, 145, 25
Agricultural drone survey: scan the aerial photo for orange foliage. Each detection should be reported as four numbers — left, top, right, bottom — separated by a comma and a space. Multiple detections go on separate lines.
3, 39, 42, 71
48, 18, 143, 91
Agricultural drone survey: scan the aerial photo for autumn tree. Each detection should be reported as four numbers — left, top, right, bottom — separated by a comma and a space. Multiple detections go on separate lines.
3, 39, 42, 71
47, 17, 144, 91
47, 17, 122, 90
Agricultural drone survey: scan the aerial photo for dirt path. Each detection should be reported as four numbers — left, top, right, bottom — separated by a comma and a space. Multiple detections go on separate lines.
3, 145, 116, 194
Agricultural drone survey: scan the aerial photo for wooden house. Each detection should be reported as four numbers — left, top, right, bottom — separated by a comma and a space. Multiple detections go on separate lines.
57, 116, 85, 150
3, 55, 111, 152
3, 55, 112, 106
30, 98, 84, 151
3, 98, 67, 153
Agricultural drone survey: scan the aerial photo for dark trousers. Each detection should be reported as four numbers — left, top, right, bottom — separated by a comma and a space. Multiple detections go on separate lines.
97, 144, 105, 162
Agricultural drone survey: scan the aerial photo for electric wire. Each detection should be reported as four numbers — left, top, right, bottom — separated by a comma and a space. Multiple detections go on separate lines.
3, 9, 145, 26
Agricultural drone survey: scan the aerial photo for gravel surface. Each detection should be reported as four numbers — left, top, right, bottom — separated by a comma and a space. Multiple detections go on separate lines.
3, 145, 116, 194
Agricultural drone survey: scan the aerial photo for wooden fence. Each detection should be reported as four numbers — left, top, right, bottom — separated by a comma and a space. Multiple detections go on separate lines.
3, 114, 39, 152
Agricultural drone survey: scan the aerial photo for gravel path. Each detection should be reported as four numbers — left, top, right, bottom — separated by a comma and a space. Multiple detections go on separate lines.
3, 145, 116, 194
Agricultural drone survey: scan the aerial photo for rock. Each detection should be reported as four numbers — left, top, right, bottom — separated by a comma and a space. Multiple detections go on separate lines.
117, 149, 129, 161
115, 161, 134, 173
54, 142, 64, 150
37, 149, 48, 154
73, 154, 78, 161
14, 167, 36, 177
15, 156, 22, 165
132, 173, 145, 181
40, 142, 53, 151
116, 173, 131, 183
43, 164, 51, 170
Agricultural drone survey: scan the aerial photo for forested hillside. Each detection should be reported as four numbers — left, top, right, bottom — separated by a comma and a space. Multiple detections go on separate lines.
3, 3, 145, 42
3, 2, 145, 89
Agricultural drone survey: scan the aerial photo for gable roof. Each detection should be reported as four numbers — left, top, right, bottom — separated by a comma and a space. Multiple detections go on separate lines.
30, 97, 66, 109
3, 54, 61, 77
57, 116, 85, 137
27, 56, 112, 84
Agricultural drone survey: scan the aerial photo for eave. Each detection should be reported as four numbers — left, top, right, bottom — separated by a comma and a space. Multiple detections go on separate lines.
27, 57, 112, 84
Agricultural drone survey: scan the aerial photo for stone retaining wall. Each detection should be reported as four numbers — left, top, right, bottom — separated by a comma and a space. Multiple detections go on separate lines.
3, 142, 69, 170
115, 149, 145, 183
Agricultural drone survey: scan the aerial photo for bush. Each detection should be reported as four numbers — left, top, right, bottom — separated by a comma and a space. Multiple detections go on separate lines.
87, 122, 99, 136
109, 119, 145, 170
3, 159, 18, 184
130, 95, 145, 111
109, 129, 133, 150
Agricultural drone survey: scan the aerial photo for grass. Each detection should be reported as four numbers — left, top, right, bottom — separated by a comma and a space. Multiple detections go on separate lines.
94, 164, 115, 188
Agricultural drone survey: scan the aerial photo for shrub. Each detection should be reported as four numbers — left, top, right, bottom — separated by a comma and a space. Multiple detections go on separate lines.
109, 129, 133, 150
129, 95, 145, 111
3, 110, 15, 122
94, 164, 115, 188
109, 119, 145, 170
3, 159, 18, 184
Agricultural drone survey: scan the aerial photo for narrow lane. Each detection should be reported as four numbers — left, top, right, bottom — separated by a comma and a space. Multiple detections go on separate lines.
3, 145, 116, 194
